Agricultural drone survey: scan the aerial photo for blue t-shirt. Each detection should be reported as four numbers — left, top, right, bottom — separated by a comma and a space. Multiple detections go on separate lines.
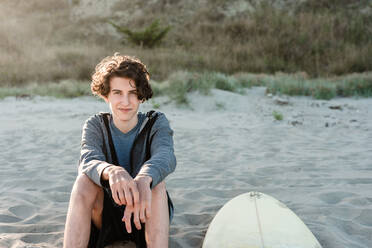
109, 113, 146, 172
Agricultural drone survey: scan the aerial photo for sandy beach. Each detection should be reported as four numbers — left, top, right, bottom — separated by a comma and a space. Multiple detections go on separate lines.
0, 87, 371, 247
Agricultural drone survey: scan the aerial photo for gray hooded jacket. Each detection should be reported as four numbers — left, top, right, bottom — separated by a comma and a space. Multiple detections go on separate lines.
78, 111, 176, 189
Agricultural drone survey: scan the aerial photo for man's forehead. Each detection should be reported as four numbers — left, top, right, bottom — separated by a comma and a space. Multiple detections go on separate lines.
110, 77, 137, 90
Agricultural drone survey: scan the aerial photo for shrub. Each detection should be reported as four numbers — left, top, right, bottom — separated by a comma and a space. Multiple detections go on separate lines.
234, 73, 267, 88
209, 73, 237, 92
0, 80, 90, 99
3, 0, 372, 86
164, 71, 239, 105
312, 84, 337, 100
336, 75, 372, 97
165, 71, 194, 105
109, 19, 171, 48
272, 111, 283, 121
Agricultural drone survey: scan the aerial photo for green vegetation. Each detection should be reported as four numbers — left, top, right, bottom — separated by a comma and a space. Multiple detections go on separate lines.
272, 111, 283, 121
164, 71, 239, 105
150, 99, 161, 109
0, 80, 90, 99
263, 73, 372, 100
109, 19, 171, 48
1, 72, 371, 102
215, 102, 226, 110
1, 0, 372, 87
1, 0, 372, 102
335, 74, 372, 97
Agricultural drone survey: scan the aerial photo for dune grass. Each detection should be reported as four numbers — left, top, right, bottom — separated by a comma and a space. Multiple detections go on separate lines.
0, 80, 91, 99
169, 72, 372, 103
1, 1, 371, 101
1, 1, 372, 87
164, 71, 241, 105
272, 111, 284, 121
263, 74, 372, 100
2, 72, 371, 104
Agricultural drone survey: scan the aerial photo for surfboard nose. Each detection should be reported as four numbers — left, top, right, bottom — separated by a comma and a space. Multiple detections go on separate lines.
202, 192, 323, 248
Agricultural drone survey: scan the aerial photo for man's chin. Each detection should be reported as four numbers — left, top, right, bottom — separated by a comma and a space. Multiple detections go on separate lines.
117, 113, 135, 122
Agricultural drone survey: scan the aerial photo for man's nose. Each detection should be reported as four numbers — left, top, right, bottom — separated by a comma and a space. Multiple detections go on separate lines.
121, 94, 130, 105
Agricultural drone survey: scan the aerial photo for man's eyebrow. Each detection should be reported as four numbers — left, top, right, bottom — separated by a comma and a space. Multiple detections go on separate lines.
111, 88, 121, 92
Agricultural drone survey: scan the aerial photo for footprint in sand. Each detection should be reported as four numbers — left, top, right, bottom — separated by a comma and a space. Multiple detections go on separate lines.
183, 190, 205, 201
20, 233, 54, 244
318, 191, 355, 204
184, 213, 213, 226
0, 214, 22, 223
354, 209, 372, 227
8, 205, 36, 220
349, 197, 372, 206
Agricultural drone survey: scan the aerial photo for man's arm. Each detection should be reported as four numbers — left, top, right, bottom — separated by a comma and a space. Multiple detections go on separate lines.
79, 116, 139, 210
101, 165, 139, 207
136, 113, 177, 189
79, 115, 112, 187
124, 113, 176, 231
102, 165, 152, 233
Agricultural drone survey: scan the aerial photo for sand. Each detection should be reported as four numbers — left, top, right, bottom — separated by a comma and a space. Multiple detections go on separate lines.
0, 87, 371, 247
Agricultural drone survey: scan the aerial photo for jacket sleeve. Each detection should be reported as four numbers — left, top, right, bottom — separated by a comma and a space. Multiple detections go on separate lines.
78, 115, 111, 187
137, 113, 177, 188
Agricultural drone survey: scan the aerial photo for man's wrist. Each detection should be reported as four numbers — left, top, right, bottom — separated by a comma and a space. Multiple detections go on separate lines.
102, 165, 115, 180
136, 175, 153, 184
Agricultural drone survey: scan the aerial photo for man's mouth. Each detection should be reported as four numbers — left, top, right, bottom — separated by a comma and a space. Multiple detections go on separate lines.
119, 108, 131, 112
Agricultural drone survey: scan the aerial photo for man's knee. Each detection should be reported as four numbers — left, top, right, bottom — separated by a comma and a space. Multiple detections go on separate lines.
71, 174, 100, 206
152, 181, 166, 195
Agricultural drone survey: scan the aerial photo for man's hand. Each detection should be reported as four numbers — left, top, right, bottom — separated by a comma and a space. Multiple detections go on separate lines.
104, 166, 139, 208
134, 176, 153, 223
122, 175, 152, 233
102, 167, 152, 233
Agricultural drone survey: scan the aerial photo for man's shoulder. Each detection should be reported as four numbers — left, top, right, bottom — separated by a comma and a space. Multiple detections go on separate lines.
150, 111, 172, 131
138, 111, 166, 122
86, 112, 109, 121
84, 112, 108, 129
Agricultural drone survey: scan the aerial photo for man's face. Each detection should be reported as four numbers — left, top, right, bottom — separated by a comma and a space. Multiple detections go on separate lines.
104, 77, 142, 124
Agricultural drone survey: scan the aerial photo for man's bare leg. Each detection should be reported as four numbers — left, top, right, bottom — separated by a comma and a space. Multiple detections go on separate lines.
63, 174, 103, 248
145, 181, 169, 248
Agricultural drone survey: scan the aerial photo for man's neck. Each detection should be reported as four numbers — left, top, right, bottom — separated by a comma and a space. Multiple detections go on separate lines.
112, 114, 138, 134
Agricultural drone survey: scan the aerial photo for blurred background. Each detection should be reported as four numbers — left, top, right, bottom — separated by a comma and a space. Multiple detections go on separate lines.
1, 0, 372, 89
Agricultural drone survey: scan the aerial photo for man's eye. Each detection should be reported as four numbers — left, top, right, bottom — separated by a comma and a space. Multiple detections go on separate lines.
113, 91, 120, 95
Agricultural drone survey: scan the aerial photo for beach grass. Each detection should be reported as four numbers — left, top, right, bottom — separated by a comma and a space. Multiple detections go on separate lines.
272, 111, 284, 121
234, 72, 372, 100
1, 72, 372, 102
1, 1, 372, 87
215, 101, 226, 110
0, 80, 91, 99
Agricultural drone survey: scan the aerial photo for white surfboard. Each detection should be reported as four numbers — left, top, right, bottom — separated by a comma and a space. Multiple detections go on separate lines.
202, 192, 322, 248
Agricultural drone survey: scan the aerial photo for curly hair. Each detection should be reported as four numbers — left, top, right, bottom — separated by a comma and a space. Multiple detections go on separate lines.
91, 53, 153, 101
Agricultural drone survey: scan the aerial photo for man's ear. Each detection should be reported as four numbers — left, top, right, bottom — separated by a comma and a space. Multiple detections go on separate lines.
103, 95, 109, 103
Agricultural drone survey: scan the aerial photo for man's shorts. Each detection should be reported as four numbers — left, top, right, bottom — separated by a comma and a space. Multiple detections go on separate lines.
88, 186, 174, 248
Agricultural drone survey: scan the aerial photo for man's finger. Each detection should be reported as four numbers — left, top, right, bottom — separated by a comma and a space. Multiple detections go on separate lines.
145, 201, 152, 219
132, 187, 140, 207
111, 188, 120, 206
121, 197, 127, 206
122, 208, 132, 233
139, 205, 146, 223
124, 187, 133, 207
118, 189, 126, 206
133, 206, 141, 230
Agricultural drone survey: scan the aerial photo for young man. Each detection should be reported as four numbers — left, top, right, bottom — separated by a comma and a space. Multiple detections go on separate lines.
64, 53, 176, 248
